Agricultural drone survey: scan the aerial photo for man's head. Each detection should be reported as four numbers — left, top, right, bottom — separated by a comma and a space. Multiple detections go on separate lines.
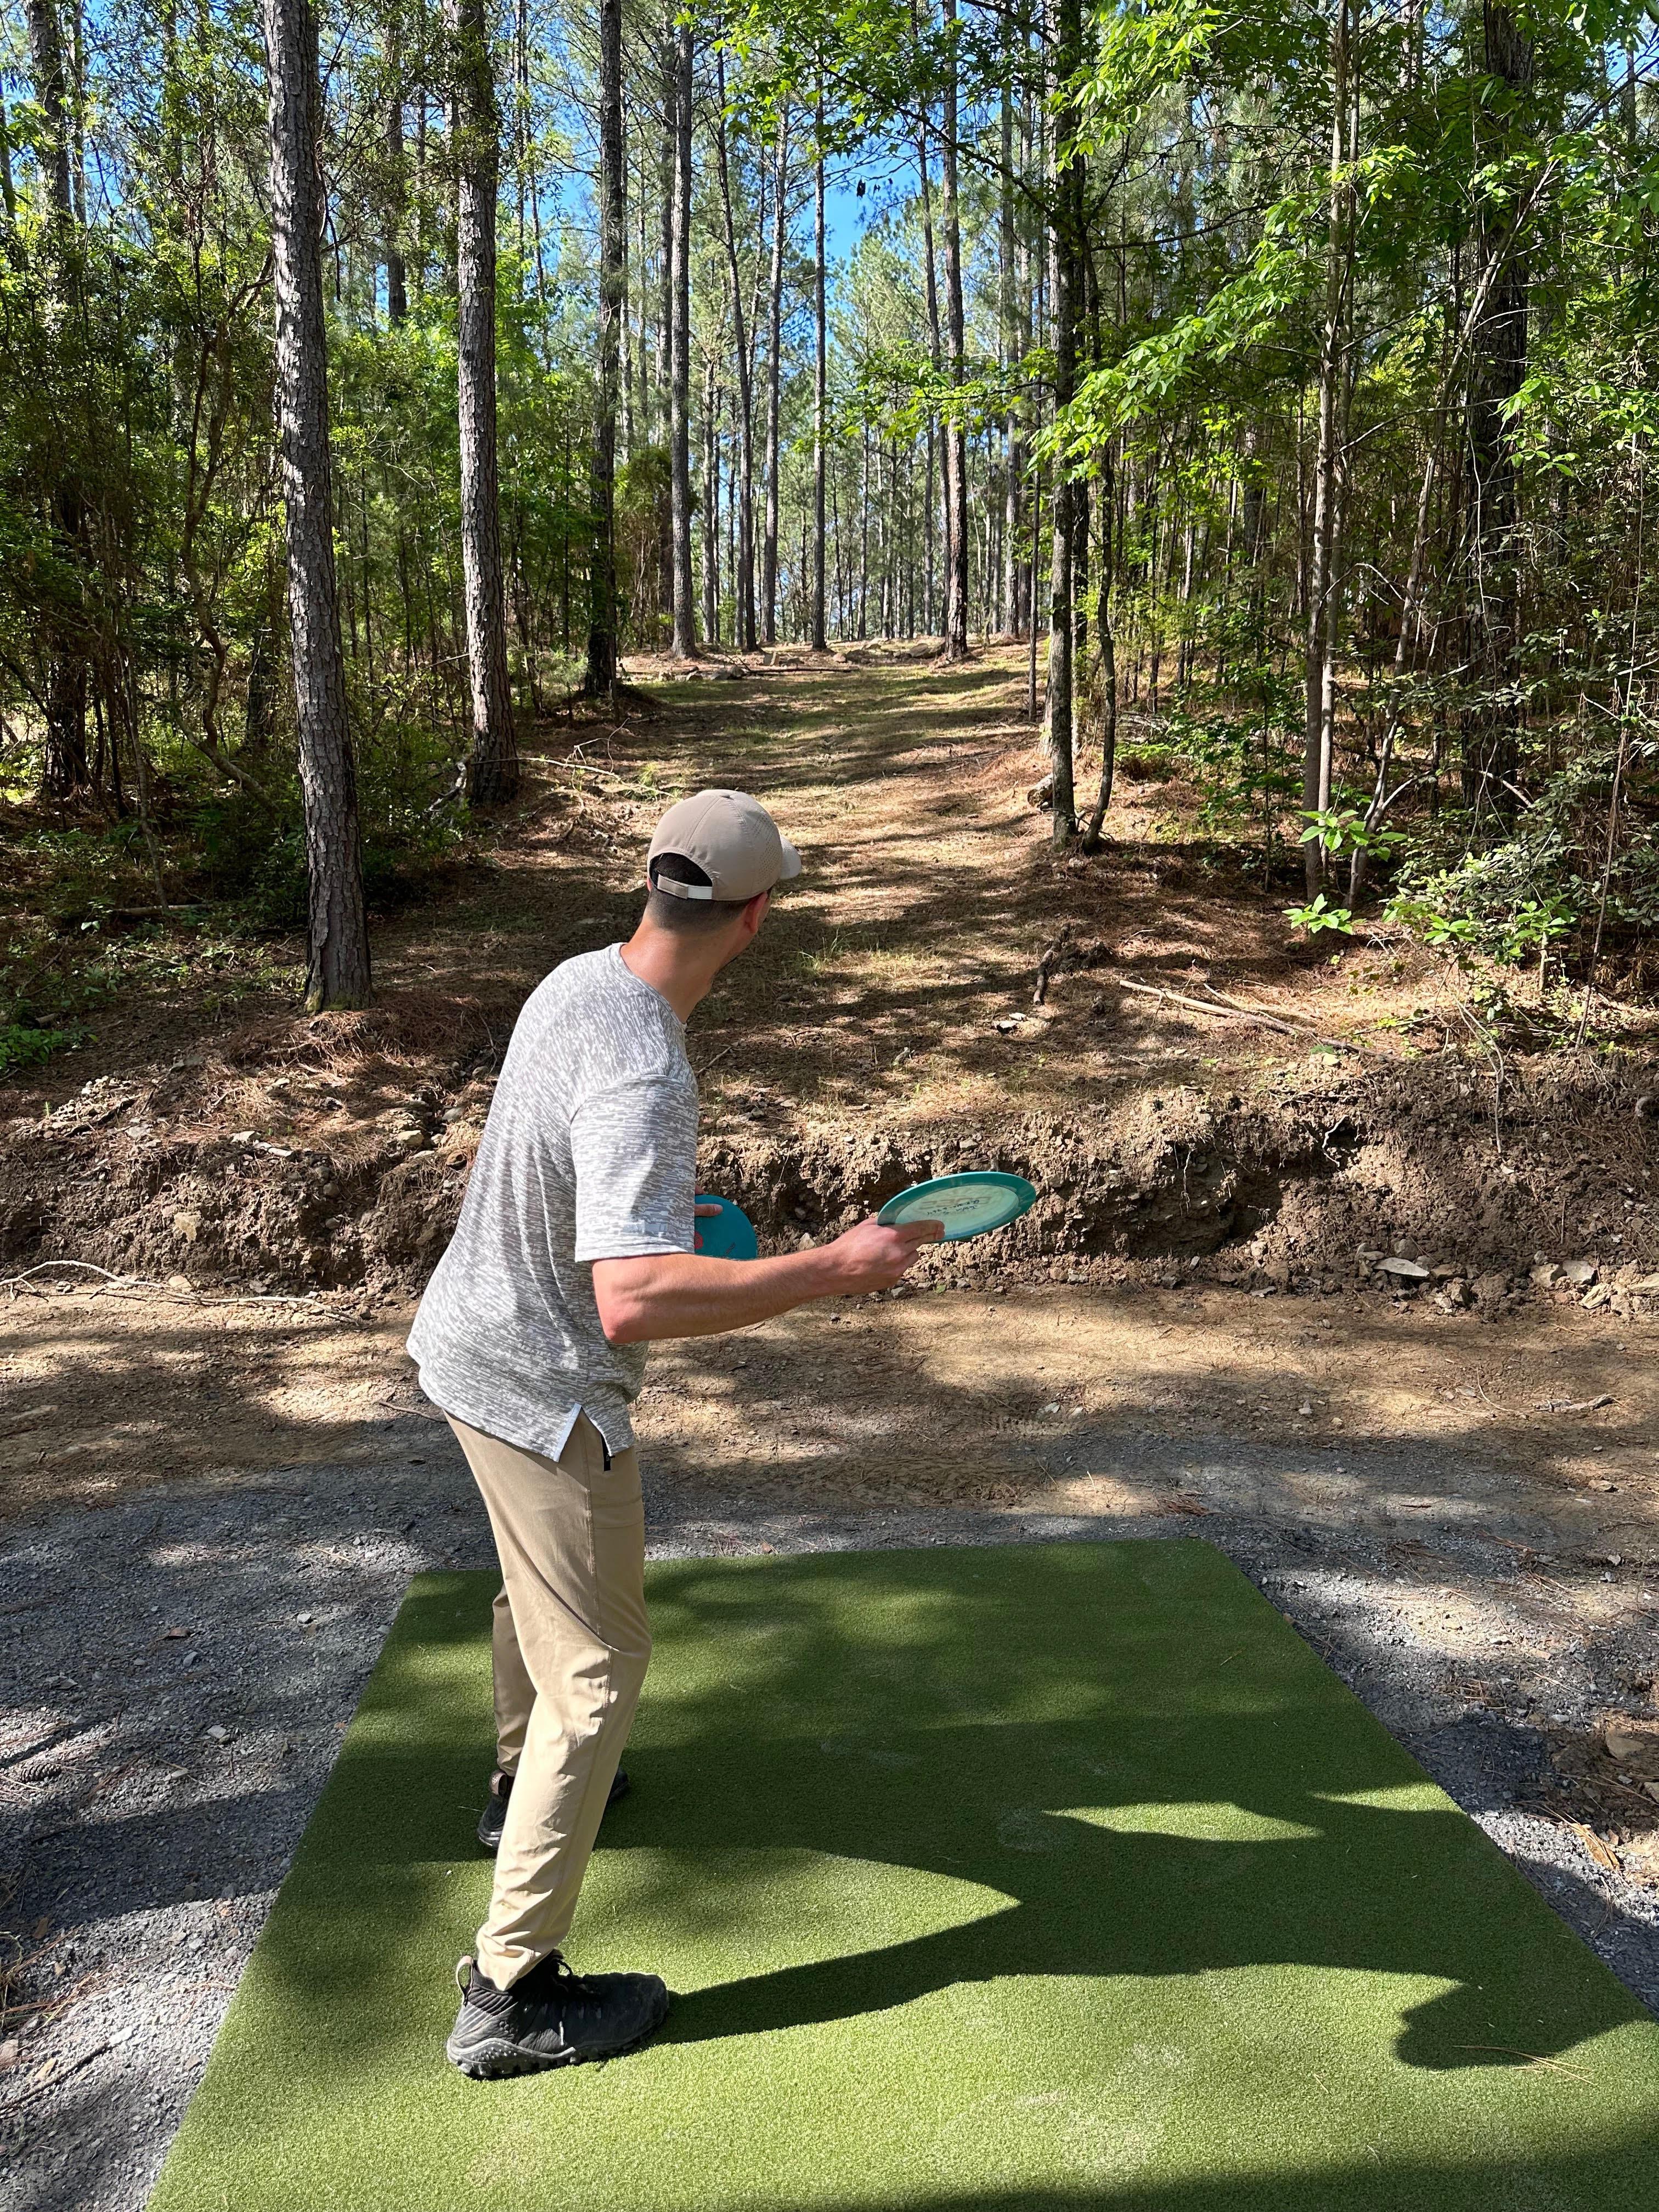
642, 790, 800, 959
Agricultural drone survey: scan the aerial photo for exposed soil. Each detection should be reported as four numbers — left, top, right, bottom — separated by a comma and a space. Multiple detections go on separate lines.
7, 644, 1659, 1306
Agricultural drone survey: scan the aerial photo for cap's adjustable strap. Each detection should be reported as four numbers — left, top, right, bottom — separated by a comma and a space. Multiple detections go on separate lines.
650, 860, 715, 899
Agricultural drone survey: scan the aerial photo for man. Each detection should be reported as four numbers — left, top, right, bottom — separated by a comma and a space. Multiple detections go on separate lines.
408, 788, 940, 2080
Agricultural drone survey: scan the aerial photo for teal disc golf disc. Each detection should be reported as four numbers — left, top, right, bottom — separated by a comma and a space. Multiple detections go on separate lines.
876, 1170, 1037, 1243
694, 1193, 759, 1260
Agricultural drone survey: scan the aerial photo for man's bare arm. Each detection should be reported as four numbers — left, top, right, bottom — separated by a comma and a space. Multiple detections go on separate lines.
592, 1215, 940, 1345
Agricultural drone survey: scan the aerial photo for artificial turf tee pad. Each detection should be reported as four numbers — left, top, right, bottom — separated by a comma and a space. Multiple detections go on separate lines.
149, 1541, 1659, 2211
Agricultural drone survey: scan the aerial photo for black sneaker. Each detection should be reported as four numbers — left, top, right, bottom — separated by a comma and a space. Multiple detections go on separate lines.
476, 1765, 631, 1854
445, 1951, 669, 2079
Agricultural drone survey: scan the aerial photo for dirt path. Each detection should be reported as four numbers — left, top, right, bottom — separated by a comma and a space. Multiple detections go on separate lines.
9, 643, 1659, 1304
6, 648, 1659, 2203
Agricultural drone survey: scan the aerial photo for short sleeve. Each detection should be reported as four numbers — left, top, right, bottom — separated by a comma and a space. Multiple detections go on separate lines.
570, 1076, 697, 1263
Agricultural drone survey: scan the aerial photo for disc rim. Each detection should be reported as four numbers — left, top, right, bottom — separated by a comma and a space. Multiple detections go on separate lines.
875, 1170, 1038, 1243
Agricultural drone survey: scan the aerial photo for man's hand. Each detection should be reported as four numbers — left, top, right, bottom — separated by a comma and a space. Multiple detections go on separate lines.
816, 1214, 944, 1295
692, 1200, 723, 1252
592, 1210, 943, 1346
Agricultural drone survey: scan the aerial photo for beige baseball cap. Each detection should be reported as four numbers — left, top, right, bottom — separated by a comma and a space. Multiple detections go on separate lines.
647, 789, 802, 904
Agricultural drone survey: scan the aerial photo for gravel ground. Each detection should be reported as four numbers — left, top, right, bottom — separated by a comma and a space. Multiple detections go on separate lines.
3, 1417, 1657, 2212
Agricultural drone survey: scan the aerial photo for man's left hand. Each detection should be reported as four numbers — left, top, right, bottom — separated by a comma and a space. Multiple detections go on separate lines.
692, 1200, 723, 1253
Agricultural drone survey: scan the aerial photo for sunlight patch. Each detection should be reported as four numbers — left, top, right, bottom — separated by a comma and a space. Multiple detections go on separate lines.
1314, 1782, 1449, 1814
590, 1847, 1016, 1982
1061, 1803, 1321, 1843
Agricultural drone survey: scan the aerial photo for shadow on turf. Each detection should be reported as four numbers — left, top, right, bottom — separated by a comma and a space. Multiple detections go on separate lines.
641, 1753, 1630, 2073
274, 1549, 1653, 2086
794, 2147, 1659, 2212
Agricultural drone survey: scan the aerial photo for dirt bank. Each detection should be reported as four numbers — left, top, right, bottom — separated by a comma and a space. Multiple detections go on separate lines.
7, 651, 1659, 1312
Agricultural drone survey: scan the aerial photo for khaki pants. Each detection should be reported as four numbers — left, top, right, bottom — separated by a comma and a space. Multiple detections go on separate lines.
448, 1412, 651, 1990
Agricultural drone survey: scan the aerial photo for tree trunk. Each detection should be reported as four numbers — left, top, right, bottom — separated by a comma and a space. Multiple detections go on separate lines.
1081, 450, 1119, 850
618, 123, 634, 454
1462, 0, 1534, 817
1026, 463, 1042, 717
713, 48, 757, 649
1044, 0, 1081, 842
761, 109, 788, 646
28, 0, 90, 798
915, 108, 948, 648
450, 0, 517, 802
385, 16, 407, 324
940, 0, 969, 659
1302, 0, 1353, 894
811, 97, 827, 651
582, 0, 624, 697
654, 49, 674, 623
924, 419, 936, 632
264, 0, 371, 1008
25, 0, 72, 221
702, 353, 720, 642
669, 15, 696, 657
0, 89, 17, 226
858, 421, 869, 638
1000, 79, 1024, 636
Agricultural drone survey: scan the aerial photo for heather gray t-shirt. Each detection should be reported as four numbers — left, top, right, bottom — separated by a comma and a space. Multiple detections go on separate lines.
408, 944, 698, 1458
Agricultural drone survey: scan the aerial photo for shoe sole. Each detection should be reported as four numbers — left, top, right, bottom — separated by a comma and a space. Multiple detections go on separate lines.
477, 1770, 630, 1856
445, 1989, 670, 2080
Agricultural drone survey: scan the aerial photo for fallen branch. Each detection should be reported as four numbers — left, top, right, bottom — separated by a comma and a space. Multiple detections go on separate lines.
0, 1260, 354, 1318
1193, 981, 1321, 1031
1033, 930, 1374, 1053
1115, 976, 1367, 1052
425, 759, 467, 817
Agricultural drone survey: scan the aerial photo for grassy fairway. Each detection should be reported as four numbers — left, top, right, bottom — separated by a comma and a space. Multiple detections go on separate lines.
149, 1542, 1659, 2211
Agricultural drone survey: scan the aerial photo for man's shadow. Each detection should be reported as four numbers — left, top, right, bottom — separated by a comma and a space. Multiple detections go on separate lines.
585, 1547, 1649, 2074
329, 1551, 1650, 2080
610, 1719, 1638, 2070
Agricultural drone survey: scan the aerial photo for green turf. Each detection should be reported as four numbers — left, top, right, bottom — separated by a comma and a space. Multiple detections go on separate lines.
149, 1541, 1659, 2211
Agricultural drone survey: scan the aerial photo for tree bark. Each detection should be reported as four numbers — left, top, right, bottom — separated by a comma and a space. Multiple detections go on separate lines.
668, 15, 696, 657
1043, 0, 1080, 842
450, 0, 518, 801
761, 109, 788, 646
582, 0, 624, 697
940, 0, 969, 659
385, 13, 408, 323
264, 0, 372, 1008
999, 79, 1024, 635
811, 94, 827, 651
653, 59, 673, 625
702, 353, 720, 642
1462, 0, 1534, 817
25, 0, 72, 221
713, 47, 757, 648
858, 420, 869, 637
28, 0, 91, 798
1302, 0, 1353, 894
915, 107, 947, 644
0, 89, 17, 227
1081, 449, 1119, 850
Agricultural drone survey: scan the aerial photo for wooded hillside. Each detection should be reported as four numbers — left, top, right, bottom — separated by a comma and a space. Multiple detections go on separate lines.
1, 0, 1657, 1045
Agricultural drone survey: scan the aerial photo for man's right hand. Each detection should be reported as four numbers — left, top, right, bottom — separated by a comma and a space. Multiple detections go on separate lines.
820, 1214, 944, 1295
594, 1210, 944, 1346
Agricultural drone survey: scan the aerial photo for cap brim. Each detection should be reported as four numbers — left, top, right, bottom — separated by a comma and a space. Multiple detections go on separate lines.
777, 836, 803, 882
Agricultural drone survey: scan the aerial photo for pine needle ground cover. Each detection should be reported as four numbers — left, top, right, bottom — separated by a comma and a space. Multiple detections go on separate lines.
149, 1542, 1659, 2212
